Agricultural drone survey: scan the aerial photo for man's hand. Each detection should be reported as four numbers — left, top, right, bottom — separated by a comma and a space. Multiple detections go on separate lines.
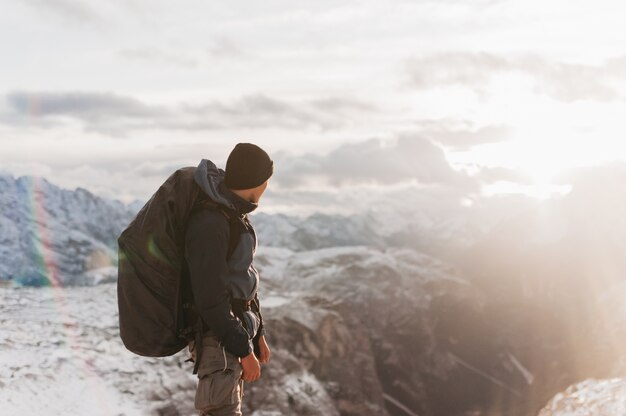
241, 352, 261, 382
258, 335, 271, 364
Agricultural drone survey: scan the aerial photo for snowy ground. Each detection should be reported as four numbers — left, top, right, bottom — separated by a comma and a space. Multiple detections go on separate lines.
0, 284, 197, 416
538, 378, 626, 416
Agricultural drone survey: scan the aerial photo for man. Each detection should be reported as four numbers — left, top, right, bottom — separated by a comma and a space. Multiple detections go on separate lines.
185, 143, 273, 416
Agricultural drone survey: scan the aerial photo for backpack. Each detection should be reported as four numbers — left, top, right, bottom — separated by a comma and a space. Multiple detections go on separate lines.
117, 166, 241, 362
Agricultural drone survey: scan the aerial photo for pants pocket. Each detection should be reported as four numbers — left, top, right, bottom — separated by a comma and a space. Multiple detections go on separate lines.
194, 343, 243, 411
195, 369, 242, 410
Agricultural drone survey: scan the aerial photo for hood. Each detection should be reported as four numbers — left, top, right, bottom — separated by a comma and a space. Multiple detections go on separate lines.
194, 159, 235, 210
194, 159, 258, 214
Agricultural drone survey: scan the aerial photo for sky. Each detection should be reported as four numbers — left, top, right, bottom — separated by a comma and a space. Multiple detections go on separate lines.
2, 0, 626, 209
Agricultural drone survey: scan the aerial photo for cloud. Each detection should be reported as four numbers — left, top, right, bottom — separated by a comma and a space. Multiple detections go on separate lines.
272, 135, 478, 192
475, 167, 533, 185
0, 157, 205, 205
118, 47, 199, 68
308, 97, 379, 113
207, 36, 245, 59
1, 91, 378, 135
184, 94, 342, 130
2, 134, 479, 210
2, 91, 166, 136
6, 91, 164, 120
414, 119, 510, 150
408, 53, 507, 90
21, 0, 101, 23
557, 162, 626, 204
406, 52, 625, 102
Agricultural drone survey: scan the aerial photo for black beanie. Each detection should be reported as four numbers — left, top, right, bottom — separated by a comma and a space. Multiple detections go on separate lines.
224, 143, 274, 190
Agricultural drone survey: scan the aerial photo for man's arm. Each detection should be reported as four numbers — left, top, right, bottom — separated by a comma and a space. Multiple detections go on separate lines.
184, 210, 253, 358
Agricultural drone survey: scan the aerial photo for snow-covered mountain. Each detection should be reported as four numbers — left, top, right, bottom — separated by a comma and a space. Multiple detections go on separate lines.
0, 173, 135, 286
0, 172, 479, 287
252, 212, 381, 251
0, 172, 388, 287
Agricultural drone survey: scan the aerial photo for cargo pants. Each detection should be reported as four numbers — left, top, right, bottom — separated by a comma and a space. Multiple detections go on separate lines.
189, 333, 245, 416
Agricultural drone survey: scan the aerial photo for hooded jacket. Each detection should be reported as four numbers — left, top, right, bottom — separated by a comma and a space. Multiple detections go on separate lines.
184, 159, 265, 358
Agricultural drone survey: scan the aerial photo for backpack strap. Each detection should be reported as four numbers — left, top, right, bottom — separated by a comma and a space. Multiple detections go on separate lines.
191, 196, 242, 261
192, 315, 204, 375
217, 208, 243, 261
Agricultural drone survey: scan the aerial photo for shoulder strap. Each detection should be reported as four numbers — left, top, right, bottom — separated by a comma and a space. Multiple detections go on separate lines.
191, 196, 242, 260
220, 209, 242, 261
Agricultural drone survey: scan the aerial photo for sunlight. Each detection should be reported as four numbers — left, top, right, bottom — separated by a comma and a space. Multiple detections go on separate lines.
443, 66, 626, 198
482, 181, 572, 199
508, 126, 626, 188
449, 110, 626, 199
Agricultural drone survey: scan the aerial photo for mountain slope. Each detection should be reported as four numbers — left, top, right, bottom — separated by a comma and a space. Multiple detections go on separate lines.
0, 245, 478, 416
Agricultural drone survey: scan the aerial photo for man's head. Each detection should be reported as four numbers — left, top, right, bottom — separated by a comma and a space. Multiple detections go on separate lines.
224, 143, 273, 203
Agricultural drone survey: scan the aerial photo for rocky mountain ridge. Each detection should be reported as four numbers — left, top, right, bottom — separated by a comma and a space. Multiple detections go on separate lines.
0, 172, 478, 287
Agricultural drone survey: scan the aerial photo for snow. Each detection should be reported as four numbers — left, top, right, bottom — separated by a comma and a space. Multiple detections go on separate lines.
0, 284, 197, 416
83, 266, 118, 285
539, 378, 626, 416
280, 372, 339, 416
261, 295, 292, 308
1, 356, 145, 416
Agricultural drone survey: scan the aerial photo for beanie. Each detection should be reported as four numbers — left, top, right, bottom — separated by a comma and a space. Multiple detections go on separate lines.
224, 143, 274, 190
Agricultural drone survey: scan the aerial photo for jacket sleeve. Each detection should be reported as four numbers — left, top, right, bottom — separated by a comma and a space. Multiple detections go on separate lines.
184, 210, 253, 358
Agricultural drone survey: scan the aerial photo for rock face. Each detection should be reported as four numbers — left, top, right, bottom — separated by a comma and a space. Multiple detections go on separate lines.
538, 379, 626, 416
240, 245, 484, 416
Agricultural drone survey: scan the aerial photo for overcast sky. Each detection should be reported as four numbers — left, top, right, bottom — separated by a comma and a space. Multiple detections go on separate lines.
2, 0, 626, 208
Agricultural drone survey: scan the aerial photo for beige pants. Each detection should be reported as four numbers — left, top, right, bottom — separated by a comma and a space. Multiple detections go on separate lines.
189, 334, 245, 416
